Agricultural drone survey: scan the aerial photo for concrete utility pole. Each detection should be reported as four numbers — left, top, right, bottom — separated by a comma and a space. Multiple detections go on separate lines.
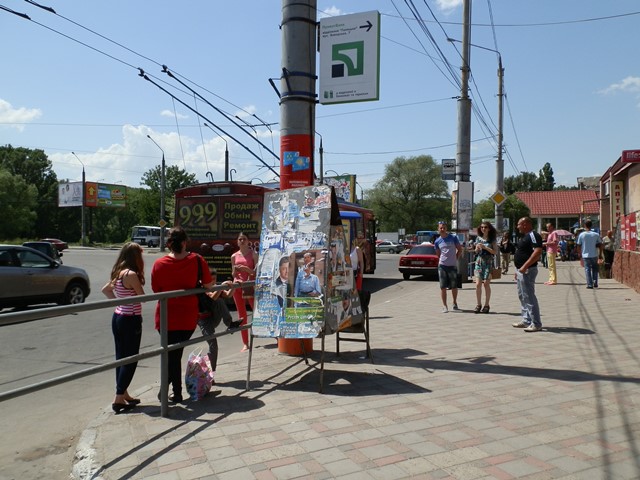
455, 0, 472, 282
495, 56, 505, 233
279, 0, 317, 355
279, 0, 317, 190
455, 0, 472, 185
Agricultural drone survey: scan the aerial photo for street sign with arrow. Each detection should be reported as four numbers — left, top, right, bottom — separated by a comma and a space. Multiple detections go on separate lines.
319, 11, 381, 105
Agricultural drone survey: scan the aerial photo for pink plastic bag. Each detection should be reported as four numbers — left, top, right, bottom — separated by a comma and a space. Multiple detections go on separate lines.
185, 348, 214, 401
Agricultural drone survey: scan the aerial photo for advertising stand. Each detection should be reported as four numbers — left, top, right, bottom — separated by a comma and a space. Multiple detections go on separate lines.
249, 185, 365, 391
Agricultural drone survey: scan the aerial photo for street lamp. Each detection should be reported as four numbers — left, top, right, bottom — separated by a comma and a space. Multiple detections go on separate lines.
230, 169, 237, 182
146, 135, 166, 252
356, 181, 365, 204
71, 152, 86, 246
203, 123, 229, 181
324, 169, 340, 177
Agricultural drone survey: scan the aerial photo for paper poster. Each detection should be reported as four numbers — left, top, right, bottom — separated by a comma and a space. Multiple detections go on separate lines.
252, 185, 363, 338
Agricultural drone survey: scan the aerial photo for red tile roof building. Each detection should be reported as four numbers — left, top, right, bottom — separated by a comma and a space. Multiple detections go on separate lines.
514, 190, 600, 231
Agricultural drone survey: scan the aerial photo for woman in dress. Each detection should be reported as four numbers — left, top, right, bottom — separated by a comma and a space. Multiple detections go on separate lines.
101, 242, 145, 413
151, 227, 214, 402
472, 222, 497, 314
231, 232, 258, 352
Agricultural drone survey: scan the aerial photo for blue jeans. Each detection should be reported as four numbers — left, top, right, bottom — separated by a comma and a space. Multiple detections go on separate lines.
516, 266, 541, 327
584, 257, 599, 287
112, 313, 142, 395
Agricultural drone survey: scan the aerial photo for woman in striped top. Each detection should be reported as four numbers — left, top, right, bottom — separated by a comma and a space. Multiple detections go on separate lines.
102, 242, 145, 413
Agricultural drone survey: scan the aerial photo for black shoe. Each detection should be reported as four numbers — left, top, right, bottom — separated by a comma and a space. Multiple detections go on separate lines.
228, 321, 242, 330
125, 398, 141, 405
112, 402, 136, 414
169, 392, 183, 403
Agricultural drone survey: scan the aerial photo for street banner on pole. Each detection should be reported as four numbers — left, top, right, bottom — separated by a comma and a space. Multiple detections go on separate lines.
319, 11, 380, 104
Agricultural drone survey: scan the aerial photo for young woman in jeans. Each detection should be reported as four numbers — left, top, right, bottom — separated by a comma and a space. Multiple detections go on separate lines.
102, 242, 146, 413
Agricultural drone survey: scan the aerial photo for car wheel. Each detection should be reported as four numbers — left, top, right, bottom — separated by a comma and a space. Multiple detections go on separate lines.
403, 273, 410, 280
148, 241, 155, 248
60, 282, 86, 305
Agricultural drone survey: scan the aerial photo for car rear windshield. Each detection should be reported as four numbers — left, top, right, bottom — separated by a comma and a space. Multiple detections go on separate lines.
409, 245, 436, 255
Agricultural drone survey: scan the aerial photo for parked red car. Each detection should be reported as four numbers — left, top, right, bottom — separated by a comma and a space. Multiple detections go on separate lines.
398, 243, 439, 280
40, 238, 69, 252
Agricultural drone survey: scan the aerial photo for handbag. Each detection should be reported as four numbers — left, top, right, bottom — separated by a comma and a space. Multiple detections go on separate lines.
491, 268, 502, 280
185, 347, 214, 401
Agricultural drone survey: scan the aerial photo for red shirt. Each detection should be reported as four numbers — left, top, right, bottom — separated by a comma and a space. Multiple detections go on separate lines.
151, 253, 212, 331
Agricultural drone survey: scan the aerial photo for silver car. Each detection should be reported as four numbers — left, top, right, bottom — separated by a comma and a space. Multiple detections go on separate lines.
376, 241, 404, 254
0, 245, 91, 309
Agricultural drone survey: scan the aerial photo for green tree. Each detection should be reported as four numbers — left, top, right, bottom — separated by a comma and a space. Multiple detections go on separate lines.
538, 162, 555, 190
504, 171, 540, 194
367, 155, 450, 232
138, 165, 197, 225
0, 145, 59, 237
0, 167, 38, 237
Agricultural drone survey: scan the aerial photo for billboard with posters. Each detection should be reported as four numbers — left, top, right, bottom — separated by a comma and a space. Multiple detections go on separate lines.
251, 185, 363, 338
58, 181, 83, 207
324, 174, 356, 203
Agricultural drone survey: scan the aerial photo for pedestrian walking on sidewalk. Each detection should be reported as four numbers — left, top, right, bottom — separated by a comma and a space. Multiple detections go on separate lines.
576, 219, 604, 289
543, 223, 559, 285
602, 230, 616, 278
498, 231, 515, 274
434, 221, 463, 313
512, 217, 544, 332
102, 242, 146, 413
472, 221, 497, 314
151, 227, 214, 403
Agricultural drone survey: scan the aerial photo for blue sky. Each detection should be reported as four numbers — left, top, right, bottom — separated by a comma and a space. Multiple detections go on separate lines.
1, 1, 639, 200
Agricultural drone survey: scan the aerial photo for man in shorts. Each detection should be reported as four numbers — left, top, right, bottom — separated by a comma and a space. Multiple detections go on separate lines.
434, 221, 463, 313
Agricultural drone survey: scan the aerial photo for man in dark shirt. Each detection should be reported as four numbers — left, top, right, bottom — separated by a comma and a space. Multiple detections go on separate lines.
512, 217, 544, 332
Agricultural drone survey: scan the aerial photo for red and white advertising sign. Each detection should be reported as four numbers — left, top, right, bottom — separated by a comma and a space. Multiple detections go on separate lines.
621, 150, 640, 163
628, 212, 637, 252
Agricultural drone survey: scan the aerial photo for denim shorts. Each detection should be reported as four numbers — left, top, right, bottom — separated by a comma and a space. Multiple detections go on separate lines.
438, 265, 458, 289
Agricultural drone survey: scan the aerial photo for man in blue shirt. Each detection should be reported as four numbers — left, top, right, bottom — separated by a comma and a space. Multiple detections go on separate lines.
434, 221, 463, 313
576, 219, 603, 289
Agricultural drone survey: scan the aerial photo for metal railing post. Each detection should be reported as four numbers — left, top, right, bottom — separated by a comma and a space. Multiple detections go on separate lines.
159, 298, 169, 417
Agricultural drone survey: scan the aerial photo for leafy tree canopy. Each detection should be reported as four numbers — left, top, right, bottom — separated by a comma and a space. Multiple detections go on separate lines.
0, 167, 38, 237
367, 155, 450, 232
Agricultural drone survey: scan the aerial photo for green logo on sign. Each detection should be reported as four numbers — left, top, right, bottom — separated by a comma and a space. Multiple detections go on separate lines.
331, 41, 364, 78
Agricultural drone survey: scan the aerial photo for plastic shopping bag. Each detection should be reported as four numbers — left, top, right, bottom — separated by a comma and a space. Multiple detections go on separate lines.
185, 348, 214, 401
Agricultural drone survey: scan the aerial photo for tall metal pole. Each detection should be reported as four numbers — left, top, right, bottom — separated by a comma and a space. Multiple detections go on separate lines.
279, 0, 316, 355
203, 123, 230, 181
71, 152, 86, 246
146, 135, 166, 252
280, 0, 316, 189
456, 0, 472, 185
455, 0, 472, 283
495, 56, 505, 232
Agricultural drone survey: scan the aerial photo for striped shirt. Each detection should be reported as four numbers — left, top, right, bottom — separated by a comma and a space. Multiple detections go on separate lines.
114, 275, 142, 316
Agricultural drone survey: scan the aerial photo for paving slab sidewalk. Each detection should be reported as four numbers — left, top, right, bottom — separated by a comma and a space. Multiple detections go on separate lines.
73, 262, 640, 480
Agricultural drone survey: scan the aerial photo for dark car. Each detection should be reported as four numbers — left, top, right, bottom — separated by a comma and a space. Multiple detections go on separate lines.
398, 243, 439, 280
40, 238, 69, 252
23, 241, 63, 264
0, 245, 90, 309
376, 241, 404, 254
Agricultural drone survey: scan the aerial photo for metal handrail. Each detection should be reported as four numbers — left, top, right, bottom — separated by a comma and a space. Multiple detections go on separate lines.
0, 281, 255, 417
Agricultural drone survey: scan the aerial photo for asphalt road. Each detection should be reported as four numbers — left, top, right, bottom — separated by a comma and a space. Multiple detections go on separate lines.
0, 249, 411, 479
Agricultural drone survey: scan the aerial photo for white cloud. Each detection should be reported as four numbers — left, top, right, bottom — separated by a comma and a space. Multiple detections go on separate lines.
435, 0, 462, 13
0, 99, 42, 131
160, 109, 188, 120
318, 6, 344, 19
599, 76, 640, 94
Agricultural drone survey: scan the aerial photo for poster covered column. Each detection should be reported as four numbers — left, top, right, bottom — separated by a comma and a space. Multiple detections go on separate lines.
252, 186, 363, 343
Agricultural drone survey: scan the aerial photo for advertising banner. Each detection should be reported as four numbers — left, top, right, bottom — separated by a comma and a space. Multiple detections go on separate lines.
324, 174, 356, 203
252, 185, 363, 338
58, 181, 83, 207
